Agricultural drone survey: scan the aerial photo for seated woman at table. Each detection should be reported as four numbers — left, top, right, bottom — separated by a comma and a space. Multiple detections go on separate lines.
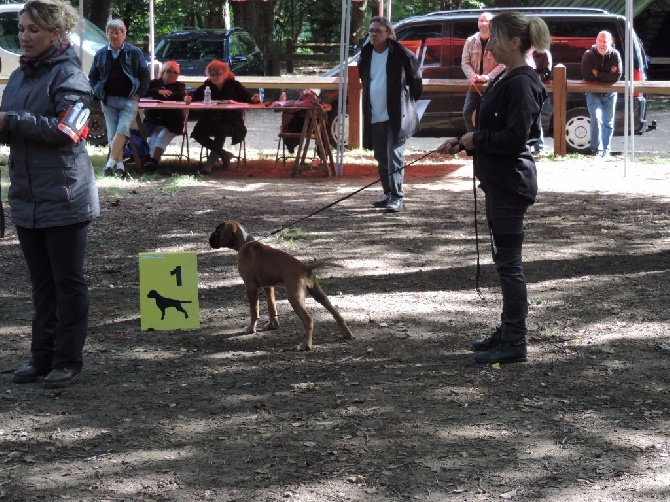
191, 60, 260, 173
143, 61, 187, 171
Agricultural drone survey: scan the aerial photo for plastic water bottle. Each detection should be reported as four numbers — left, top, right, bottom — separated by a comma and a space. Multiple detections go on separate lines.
203, 85, 212, 105
258, 87, 264, 103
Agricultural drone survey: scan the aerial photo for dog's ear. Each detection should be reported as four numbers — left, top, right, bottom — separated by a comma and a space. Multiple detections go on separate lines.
219, 222, 236, 249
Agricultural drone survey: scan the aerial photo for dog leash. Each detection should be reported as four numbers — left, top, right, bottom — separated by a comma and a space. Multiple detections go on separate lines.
472, 171, 485, 300
266, 149, 438, 237
264, 147, 486, 299
468, 80, 484, 97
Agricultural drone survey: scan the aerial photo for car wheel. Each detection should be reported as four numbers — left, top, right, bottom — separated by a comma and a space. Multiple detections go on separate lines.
327, 106, 348, 147
87, 108, 108, 147
565, 107, 591, 154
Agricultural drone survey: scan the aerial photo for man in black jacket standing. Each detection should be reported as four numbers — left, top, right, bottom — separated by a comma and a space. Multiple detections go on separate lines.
358, 16, 422, 213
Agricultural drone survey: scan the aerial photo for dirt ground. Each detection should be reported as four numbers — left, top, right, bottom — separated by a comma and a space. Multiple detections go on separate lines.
1, 137, 670, 502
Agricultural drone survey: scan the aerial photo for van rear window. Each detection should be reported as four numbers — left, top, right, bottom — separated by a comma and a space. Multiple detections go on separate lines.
396, 24, 444, 67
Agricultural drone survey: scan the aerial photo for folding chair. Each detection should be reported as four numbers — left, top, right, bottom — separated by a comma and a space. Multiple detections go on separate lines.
274, 109, 316, 169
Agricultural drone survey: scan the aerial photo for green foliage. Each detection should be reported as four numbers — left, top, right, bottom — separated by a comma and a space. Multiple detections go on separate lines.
108, 0, 211, 43
274, 227, 308, 244
390, 1, 487, 20
101, 0, 499, 48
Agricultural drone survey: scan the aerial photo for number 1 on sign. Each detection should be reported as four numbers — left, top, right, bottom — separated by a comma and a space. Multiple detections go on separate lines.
170, 266, 183, 286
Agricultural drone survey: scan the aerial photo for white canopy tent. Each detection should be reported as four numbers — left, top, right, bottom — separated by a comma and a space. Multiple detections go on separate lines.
623, 0, 634, 171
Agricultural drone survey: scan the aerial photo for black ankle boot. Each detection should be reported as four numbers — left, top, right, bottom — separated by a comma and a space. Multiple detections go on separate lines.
474, 340, 527, 364
471, 327, 502, 351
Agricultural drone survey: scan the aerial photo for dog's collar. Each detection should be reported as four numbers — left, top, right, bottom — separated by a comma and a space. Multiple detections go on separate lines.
239, 225, 250, 243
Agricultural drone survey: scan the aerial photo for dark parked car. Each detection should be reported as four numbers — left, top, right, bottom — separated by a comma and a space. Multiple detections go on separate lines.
154, 28, 264, 77
323, 7, 649, 153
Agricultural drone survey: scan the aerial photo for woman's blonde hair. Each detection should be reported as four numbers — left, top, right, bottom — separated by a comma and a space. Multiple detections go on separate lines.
21, 0, 78, 44
490, 11, 551, 55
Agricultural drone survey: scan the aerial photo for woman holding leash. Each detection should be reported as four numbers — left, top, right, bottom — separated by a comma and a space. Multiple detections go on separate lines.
438, 11, 550, 364
0, 0, 99, 388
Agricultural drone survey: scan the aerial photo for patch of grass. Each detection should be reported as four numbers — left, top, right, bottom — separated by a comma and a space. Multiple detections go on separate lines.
1, 161, 7, 203
100, 186, 134, 198
645, 100, 670, 111
273, 227, 309, 244
156, 174, 201, 195
632, 155, 670, 164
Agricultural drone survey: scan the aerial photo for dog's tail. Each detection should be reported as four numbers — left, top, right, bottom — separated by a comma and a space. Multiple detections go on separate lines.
304, 260, 344, 272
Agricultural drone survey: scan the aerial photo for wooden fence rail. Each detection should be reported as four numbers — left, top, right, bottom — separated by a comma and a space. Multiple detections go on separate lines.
280, 42, 357, 73
3, 71, 668, 156
227, 69, 670, 155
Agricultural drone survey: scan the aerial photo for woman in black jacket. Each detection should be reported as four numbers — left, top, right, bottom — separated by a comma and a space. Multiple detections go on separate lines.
143, 61, 187, 170
439, 11, 550, 364
190, 60, 259, 173
0, 0, 100, 388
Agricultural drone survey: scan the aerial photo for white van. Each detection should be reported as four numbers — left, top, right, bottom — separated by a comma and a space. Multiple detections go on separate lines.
0, 3, 108, 79
0, 4, 110, 144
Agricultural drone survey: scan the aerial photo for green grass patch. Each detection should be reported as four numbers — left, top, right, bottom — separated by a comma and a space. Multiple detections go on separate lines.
273, 226, 309, 244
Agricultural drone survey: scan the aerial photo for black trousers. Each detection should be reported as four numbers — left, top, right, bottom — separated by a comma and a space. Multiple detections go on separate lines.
371, 121, 405, 200
191, 118, 229, 159
16, 221, 91, 372
484, 191, 531, 342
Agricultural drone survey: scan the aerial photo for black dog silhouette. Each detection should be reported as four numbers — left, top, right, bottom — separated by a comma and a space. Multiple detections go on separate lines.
147, 289, 191, 320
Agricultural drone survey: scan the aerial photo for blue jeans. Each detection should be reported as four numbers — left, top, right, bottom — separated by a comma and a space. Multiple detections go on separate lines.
535, 96, 553, 152
463, 92, 481, 133
586, 92, 617, 155
371, 121, 405, 200
102, 95, 139, 141
485, 191, 531, 342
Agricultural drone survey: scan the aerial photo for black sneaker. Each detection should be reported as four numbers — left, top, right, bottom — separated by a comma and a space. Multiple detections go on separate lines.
372, 195, 390, 208
471, 327, 502, 352
115, 168, 131, 180
143, 158, 157, 173
385, 198, 404, 213
43, 367, 80, 389
13, 364, 50, 384
103, 167, 114, 177
474, 340, 527, 364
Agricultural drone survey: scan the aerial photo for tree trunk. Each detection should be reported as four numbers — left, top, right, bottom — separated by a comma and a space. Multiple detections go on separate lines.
86, 0, 114, 31
350, 0, 367, 50
206, 0, 225, 28
232, 0, 278, 76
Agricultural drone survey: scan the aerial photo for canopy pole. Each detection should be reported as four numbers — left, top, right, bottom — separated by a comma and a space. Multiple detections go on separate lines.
78, 0, 84, 70
149, 0, 156, 78
336, 0, 352, 176
623, 0, 632, 175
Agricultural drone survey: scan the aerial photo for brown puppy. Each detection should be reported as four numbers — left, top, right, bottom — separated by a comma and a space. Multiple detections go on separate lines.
209, 220, 353, 350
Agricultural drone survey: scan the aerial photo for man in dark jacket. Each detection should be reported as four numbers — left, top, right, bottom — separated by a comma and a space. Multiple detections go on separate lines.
358, 16, 422, 213
89, 19, 150, 178
581, 31, 622, 157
